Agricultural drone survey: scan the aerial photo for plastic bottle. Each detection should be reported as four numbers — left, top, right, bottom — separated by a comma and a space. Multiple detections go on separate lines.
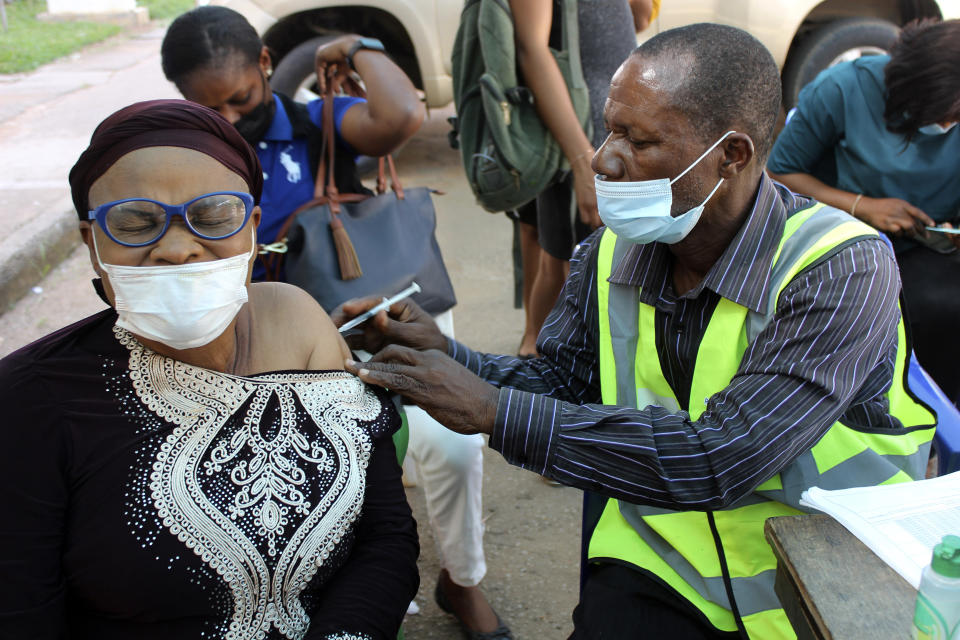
912, 535, 960, 640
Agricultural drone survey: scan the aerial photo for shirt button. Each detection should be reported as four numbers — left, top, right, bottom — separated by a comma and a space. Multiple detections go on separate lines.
259, 141, 268, 149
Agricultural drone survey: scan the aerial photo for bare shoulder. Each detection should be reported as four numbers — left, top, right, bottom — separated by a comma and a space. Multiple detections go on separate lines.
247, 282, 350, 371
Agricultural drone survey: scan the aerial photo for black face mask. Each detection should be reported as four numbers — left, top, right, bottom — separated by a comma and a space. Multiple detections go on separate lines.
233, 73, 276, 145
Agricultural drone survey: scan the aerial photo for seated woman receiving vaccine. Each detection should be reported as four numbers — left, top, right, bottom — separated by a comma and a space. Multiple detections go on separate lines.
0, 99, 418, 640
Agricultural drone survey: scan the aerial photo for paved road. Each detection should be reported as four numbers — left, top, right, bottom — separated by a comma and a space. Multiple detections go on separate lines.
0, 31, 582, 638
0, 25, 179, 312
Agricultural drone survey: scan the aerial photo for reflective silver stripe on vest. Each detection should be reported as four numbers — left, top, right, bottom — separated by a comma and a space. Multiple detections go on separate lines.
607, 237, 640, 407
607, 239, 685, 413
745, 204, 870, 343
759, 448, 926, 509
615, 506, 782, 617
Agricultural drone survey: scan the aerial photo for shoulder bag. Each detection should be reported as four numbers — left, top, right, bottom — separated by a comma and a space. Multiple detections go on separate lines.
260, 84, 457, 315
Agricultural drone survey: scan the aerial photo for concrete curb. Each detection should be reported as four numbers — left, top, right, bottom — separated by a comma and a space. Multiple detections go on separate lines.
0, 198, 80, 313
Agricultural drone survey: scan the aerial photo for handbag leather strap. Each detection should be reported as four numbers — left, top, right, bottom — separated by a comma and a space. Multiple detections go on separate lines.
261, 71, 410, 280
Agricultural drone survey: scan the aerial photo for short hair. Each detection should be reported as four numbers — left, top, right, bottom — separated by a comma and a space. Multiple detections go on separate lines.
884, 19, 960, 140
631, 23, 782, 162
161, 6, 263, 85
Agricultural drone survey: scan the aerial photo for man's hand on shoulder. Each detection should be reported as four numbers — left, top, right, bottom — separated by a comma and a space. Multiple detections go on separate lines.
344, 346, 498, 435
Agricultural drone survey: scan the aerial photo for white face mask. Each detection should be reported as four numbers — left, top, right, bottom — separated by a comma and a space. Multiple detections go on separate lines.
918, 122, 957, 136
93, 229, 254, 350
595, 131, 736, 245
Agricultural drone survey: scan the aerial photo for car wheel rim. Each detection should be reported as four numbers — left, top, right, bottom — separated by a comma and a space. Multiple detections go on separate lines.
292, 74, 321, 104
828, 45, 887, 67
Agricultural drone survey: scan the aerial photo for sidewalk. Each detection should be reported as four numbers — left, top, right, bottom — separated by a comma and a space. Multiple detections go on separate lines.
0, 25, 178, 313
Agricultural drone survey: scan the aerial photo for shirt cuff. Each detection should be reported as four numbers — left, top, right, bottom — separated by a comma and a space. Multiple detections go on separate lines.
446, 337, 481, 375
489, 387, 558, 476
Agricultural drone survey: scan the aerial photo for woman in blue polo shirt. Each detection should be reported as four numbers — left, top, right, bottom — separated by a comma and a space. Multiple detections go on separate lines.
768, 20, 960, 405
160, 5, 424, 280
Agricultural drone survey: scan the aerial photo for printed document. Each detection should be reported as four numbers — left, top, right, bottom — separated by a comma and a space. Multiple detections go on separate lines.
799, 471, 960, 589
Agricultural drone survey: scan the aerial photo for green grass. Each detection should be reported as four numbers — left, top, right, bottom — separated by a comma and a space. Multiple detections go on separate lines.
0, 0, 121, 74
138, 0, 193, 21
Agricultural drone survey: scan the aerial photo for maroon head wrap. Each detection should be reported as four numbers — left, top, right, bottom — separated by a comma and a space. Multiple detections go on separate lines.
69, 99, 263, 219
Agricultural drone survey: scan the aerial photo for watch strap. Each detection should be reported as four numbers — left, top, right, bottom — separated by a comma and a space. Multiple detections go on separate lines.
346, 38, 385, 72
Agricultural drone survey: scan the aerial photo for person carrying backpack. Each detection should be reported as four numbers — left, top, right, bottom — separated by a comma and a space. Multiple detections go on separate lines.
453, 0, 653, 358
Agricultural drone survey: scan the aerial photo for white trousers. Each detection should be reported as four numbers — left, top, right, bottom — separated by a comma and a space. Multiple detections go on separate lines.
405, 310, 487, 587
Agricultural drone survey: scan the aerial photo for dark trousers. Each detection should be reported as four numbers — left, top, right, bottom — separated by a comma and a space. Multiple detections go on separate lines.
569, 564, 742, 640
898, 246, 960, 404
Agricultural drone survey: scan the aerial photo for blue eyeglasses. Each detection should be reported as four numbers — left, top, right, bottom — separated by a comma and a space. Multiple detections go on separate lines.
87, 191, 254, 247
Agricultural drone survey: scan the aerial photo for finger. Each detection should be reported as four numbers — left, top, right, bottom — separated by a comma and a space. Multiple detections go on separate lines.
903, 214, 927, 237
371, 309, 391, 332
578, 205, 594, 227
316, 65, 328, 93
387, 299, 419, 321
906, 205, 936, 227
340, 296, 387, 317
368, 300, 420, 332
368, 344, 422, 366
344, 359, 395, 388
344, 358, 424, 394
589, 209, 603, 230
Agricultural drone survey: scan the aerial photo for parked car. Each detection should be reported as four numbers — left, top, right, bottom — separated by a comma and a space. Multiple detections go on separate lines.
208, 0, 960, 109
657, 0, 960, 107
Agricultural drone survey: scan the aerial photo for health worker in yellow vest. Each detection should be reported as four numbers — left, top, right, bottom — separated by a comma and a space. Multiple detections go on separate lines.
340, 23, 937, 640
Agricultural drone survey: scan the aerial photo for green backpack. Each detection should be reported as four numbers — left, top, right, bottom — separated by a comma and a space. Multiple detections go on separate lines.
450, 0, 592, 213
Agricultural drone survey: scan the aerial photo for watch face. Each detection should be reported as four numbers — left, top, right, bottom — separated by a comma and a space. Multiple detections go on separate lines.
358, 37, 385, 52
347, 37, 385, 72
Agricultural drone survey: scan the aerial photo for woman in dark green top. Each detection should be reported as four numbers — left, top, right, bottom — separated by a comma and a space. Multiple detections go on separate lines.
768, 20, 960, 405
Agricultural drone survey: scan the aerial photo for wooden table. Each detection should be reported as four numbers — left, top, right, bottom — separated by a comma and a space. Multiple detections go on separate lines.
764, 515, 917, 640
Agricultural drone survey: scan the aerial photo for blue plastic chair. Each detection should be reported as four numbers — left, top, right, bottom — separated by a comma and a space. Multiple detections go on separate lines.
908, 353, 960, 476
874, 230, 960, 476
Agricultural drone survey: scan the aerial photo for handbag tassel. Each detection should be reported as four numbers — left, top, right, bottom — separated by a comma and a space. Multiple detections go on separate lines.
329, 215, 363, 280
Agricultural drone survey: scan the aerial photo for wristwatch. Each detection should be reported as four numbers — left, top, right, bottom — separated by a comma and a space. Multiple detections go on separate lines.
346, 37, 385, 72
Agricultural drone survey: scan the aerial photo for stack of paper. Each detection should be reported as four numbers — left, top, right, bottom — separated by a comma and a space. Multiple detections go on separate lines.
799, 471, 960, 589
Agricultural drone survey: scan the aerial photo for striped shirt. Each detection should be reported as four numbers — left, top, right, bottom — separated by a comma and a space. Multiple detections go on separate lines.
450, 176, 904, 510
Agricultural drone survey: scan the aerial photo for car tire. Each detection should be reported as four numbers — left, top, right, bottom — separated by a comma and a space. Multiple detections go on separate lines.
782, 18, 900, 109
270, 35, 341, 99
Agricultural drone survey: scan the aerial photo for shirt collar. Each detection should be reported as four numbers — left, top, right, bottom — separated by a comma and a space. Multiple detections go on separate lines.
262, 92, 293, 142
608, 174, 801, 313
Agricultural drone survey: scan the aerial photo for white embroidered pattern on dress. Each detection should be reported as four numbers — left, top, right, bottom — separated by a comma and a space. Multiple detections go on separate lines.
321, 633, 373, 640
117, 327, 382, 640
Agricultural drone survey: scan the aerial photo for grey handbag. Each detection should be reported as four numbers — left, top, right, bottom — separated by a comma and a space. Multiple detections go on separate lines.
262, 92, 456, 314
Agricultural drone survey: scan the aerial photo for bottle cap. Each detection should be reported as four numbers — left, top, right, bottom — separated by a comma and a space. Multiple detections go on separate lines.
931, 535, 960, 578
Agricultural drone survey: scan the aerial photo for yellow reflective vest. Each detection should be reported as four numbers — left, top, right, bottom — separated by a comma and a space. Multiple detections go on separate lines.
588, 202, 936, 638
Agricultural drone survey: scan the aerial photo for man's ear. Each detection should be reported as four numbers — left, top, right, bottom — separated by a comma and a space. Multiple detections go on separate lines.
718, 133, 755, 178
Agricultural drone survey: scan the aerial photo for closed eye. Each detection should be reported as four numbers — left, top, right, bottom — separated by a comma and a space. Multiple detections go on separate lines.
228, 90, 253, 107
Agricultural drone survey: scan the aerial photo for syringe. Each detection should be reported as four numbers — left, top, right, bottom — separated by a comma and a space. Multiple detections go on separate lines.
337, 282, 422, 333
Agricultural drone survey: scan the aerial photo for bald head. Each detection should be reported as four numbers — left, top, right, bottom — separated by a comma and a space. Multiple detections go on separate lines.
630, 23, 781, 162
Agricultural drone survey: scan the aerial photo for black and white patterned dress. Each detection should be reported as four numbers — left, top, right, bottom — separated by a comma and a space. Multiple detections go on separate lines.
0, 309, 418, 640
